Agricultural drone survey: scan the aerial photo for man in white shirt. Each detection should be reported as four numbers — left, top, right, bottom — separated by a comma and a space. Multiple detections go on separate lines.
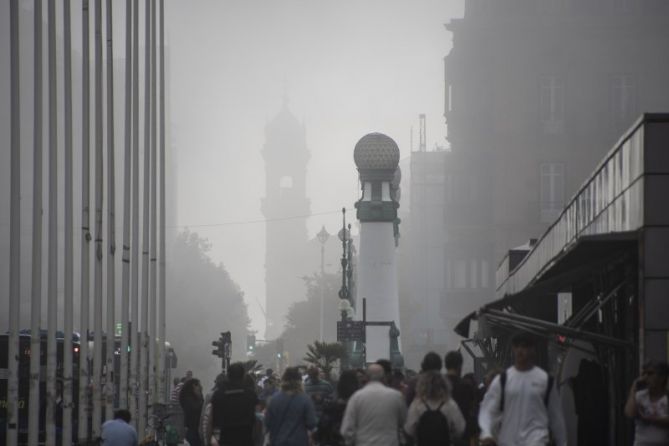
478, 332, 567, 446
340, 363, 407, 446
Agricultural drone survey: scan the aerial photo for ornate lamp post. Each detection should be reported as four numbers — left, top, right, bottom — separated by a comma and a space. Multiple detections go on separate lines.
316, 226, 330, 342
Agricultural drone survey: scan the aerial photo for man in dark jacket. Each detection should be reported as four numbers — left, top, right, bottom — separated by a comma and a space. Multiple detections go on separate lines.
211, 362, 258, 446
445, 350, 477, 446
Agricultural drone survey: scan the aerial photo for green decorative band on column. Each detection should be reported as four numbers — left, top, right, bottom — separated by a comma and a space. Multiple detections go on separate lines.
355, 200, 398, 222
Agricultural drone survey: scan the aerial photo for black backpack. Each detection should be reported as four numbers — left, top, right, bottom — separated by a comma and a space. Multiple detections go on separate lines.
415, 400, 451, 446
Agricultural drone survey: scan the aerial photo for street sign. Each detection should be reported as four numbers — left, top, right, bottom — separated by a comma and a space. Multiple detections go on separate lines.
337, 320, 366, 342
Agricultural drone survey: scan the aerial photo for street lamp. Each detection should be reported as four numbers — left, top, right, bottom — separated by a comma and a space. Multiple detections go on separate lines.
316, 226, 330, 342
338, 209, 353, 320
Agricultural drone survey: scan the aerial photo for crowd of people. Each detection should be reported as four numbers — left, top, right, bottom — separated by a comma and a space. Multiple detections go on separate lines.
101, 331, 669, 446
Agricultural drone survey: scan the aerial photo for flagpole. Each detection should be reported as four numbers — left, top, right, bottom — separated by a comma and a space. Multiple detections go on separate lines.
139, 0, 153, 434
157, 0, 167, 404
6, 1, 22, 444
120, 0, 133, 411
46, 0, 60, 442
78, 0, 92, 441
63, 0, 75, 443
129, 0, 141, 430
105, 0, 118, 419
92, 0, 105, 436
28, 1, 44, 443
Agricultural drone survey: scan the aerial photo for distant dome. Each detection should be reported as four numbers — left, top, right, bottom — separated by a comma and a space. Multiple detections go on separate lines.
354, 133, 400, 170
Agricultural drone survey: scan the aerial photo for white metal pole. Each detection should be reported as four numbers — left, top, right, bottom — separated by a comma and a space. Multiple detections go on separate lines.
105, 0, 117, 418
139, 0, 152, 434
120, 0, 133, 411
28, 1, 43, 444
320, 244, 325, 342
46, 0, 59, 443
149, 0, 158, 409
129, 0, 141, 429
78, 0, 92, 441
63, 1, 75, 443
92, 0, 105, 436
7, 1, 21, 444
158, 0, 166, 404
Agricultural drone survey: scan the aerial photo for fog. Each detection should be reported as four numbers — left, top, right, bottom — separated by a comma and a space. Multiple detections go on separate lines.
0, 0, 463, 370
164, 0, 463, 336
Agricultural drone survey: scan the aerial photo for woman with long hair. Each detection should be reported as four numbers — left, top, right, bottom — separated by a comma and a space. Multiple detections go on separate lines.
314, 370, 360, 446
179, 377, 204, 446
404, 371, 466, 445
265, 367, 317, 446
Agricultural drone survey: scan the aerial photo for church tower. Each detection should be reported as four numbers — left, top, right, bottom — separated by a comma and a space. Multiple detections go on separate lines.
261, 103, 310, 339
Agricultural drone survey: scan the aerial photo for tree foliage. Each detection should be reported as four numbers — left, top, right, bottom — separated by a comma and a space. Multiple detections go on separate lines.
303, 341, 346, 377
167, 230, 250, 387
255, 272, 343, 370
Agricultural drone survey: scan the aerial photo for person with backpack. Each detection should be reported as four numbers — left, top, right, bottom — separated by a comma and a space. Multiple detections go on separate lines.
404, 370, 465, 446
478, 332, 567, 446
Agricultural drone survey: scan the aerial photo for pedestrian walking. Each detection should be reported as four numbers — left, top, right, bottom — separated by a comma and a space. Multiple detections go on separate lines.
265, 366, 318, 446
305, 366, 334, 420
406, 351, 443, 405
179, 378, 204, 446
211, 362, 258, 446
340, 364, 408, 446
201, 373, 227, 445
624, 359, 669, 446
314, 369, 360, 446
101, 409, 138, 446
405, 371, 465, 446
444, 351, 478, 446
478, 332, 567, 446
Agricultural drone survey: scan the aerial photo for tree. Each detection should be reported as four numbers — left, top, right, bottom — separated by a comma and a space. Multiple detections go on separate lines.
276, 272, 342, 370
303, 341, 346, 378
167, 230, 250, 387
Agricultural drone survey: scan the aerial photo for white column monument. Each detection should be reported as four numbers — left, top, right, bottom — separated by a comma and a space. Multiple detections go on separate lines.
353, 133, 403, 363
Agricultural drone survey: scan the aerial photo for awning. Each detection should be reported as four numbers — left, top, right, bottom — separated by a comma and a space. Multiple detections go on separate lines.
454, 233, 637, 340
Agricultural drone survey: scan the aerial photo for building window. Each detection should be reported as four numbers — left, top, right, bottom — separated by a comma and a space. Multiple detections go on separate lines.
371, 182, 382, 201
279, 176, 293, 189
540, 75, 564, 134
540, 163, 565, 223
454, 260, 468, 289
611, 74, 636, 128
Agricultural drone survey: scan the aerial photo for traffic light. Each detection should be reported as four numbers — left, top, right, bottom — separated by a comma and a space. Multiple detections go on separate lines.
211, 338, 223, 357
247, 334, 256, 353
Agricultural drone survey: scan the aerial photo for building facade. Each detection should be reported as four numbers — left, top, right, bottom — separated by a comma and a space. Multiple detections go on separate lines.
441, 0, 669, 341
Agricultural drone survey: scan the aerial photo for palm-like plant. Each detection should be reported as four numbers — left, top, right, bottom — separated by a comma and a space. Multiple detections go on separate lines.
303, 341, 346, 378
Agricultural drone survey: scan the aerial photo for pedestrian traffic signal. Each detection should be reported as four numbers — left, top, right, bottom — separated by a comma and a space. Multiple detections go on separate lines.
212, 339, 224, 357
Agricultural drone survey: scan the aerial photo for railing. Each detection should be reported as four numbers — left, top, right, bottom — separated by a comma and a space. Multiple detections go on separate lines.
496, 114, 650, 298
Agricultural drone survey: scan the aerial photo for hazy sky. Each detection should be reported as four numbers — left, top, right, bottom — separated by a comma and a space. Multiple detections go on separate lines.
165, 0, 463, 335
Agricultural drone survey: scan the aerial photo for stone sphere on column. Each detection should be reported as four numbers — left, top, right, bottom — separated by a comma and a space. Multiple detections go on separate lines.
354, 133, 400, 172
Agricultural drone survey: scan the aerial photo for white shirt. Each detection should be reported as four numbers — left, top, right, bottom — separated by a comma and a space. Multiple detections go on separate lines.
478, 366, 567, 446
340, 381, 407, 446
634, 389, 669, 446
